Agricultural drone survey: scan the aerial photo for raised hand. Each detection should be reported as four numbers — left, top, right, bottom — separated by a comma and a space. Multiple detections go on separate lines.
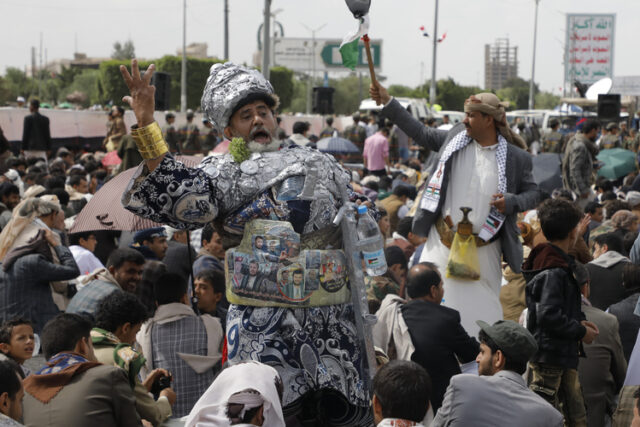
369, 80, 390, 106
120, 59, 156, 127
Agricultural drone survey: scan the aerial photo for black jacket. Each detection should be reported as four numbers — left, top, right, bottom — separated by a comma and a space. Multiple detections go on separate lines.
22, 112, 51, 151
523, 243, 586, 369
586, 257, 630, 311
401, 299, 479, 412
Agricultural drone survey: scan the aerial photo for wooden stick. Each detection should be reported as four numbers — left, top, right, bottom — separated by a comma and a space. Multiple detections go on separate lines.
362, 34, 377, 85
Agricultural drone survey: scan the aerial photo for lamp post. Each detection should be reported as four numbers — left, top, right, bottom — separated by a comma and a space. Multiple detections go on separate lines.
180, 0, 187, 112
528, 0, 540, 110
224, 0, 229, 60
429, 0, 439, 105
302, 23, 326, 114
261, 0, 272, 80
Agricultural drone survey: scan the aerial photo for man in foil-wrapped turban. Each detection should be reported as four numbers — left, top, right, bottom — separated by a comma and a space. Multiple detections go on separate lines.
119, 60, 374, 425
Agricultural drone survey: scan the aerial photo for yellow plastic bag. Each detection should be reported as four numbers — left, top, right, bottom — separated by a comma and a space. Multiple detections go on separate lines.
446, 232, 481, 280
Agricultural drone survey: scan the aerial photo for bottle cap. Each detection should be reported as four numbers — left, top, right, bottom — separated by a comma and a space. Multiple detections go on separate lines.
357, 205, 368, 215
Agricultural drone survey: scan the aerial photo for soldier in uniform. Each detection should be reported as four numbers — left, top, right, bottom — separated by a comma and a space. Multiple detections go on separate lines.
162, 112, 179, 153
201, 118, 220, 154
623, 127, 639, 153
600, 122, 621, 149
319, 116, 338, 139
179, 110, 200, 154
541, 119, 565, 153
343, 113, 367, 150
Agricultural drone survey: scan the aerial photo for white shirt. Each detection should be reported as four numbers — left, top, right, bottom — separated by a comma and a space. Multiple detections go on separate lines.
69, 245, 104, 276
443, 141, 499, 234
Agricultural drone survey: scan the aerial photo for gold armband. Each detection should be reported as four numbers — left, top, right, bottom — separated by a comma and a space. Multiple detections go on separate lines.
131, 121, 169, 160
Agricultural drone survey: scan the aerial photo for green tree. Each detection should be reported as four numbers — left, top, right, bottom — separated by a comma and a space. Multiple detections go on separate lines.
154, 55, 225, 111
287, 77, 308, 113
56, 66, 80, 88
388, 84, 418, 98
0, 76, 12, 105
112, 40, 136, 60
331, 74, 370, 115
434, 78, 482, 110
99, 59, 151, 106
62, 69, 101, 107
4, 67, 36, 101
497, 77, 538, 110
269, 67, 294, 110
535, 91, 561, 110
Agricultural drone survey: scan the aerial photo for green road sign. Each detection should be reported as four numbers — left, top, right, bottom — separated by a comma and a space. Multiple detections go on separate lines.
321, 41, 382, 69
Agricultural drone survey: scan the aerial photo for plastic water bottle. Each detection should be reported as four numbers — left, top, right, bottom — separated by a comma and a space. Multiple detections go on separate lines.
356, 205, 387, 276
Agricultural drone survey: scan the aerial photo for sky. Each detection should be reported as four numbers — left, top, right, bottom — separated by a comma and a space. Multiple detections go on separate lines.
0, 0, 637, 96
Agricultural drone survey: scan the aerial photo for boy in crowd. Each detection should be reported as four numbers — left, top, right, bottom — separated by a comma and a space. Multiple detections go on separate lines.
523, 199, 599, 424
92, 291, 175, 426
193, 269, 226, 329
0, 319, 34, 377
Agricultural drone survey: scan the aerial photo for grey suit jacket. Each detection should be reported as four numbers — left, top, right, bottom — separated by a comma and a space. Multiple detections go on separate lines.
578, 303, 627, 426
432, 370, 563, 427
382, 98, 539, 273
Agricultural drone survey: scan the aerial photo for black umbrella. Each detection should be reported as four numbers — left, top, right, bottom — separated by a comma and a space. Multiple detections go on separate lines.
532, 153, 563, 196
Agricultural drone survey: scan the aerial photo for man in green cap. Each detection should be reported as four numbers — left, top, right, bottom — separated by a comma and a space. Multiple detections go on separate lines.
432, 320, 563, 427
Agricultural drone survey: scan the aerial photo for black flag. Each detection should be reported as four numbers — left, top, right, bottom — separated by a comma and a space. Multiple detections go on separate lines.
344, 0, 371, 18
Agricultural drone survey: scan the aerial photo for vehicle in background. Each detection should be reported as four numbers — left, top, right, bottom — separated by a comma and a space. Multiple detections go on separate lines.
432, 110, 465, 129
359, 97, 431, 121
506, 109, 550, 127
541, 111, 598, 135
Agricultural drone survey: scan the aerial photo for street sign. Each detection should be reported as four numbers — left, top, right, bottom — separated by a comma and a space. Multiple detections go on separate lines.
272, 37, 382, 73
320, 41, 381, 69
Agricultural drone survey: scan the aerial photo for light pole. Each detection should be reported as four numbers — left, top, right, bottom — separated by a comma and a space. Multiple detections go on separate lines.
181, 0, 187, 112
302, 23, 326, 114
224, 0, 229, 60
429, 0, 439, 105
261, 0, 272, 80
528, 0, 540, 110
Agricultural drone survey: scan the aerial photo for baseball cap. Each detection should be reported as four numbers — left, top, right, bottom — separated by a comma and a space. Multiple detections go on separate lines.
477, 320, 538, 363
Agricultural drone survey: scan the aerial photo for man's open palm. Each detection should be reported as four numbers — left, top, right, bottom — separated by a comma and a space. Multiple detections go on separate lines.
120, 59, 156, 127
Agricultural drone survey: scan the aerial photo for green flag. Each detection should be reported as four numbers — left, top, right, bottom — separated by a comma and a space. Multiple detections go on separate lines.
340, 14, 369, 70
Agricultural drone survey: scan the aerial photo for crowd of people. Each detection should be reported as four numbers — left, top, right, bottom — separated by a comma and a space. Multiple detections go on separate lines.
1, 57, 640, 427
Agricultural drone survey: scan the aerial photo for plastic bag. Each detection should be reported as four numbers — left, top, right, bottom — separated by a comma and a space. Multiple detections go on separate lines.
446, 232, 480, 280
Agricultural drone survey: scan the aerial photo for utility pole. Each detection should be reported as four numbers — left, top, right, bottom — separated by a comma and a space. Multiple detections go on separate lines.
429, 0, 439, 105
261, 0, 271, 80
224, 0, 229, 60
181, 0, 187, 112
38, 33, 43, 98
528, 0, 540, 110
302, 23, 326, 114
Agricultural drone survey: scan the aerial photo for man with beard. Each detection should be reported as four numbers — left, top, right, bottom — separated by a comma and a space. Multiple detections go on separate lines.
119, 60, 374, 426
370, 82, 539, 338
562, 119, 601, 209
432, 320, 562, 427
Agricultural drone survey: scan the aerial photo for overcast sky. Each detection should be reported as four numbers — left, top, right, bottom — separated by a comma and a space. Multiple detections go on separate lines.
1, 0, 636, 96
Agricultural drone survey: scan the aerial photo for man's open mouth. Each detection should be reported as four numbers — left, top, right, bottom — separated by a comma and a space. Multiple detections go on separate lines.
251, 128, 272, 144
